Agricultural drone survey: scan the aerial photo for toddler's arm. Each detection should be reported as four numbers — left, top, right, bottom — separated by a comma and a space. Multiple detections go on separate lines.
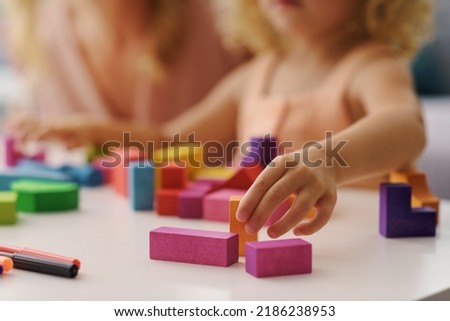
237, 57, 425, 237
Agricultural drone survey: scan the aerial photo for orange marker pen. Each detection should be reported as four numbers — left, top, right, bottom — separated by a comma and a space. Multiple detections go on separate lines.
0, 256, 14, 274
0, 243, 81, 269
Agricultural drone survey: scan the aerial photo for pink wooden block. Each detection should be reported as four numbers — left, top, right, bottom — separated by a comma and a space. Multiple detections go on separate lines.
245, 238, 312, 278
149, 226, 239, 267
203, 188, 246, 222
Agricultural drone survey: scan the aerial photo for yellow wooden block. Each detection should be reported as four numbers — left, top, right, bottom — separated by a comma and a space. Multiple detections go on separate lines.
192, 167, 235, 181
229, 195, 257, 256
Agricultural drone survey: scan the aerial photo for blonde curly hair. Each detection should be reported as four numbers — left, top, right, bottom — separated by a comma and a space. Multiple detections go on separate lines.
4, 0, 187, 81
219, 0, 434, 59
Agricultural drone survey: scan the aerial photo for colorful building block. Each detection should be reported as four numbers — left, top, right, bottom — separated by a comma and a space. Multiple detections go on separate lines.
111, 148, 145, 197
155, 189, 182, 215
178, 180, 223, 219
240, 135, 278, 168
160, 162, 188, 189
191, 167, 234, 181
11, 180, 79, 213
153, 144, 203, 181
149, 226, 238, 267
245, 238, 312, 278
390, 171, 440, 214
203, 188, 246, 222
211, 166, 263, 192
91, 156, 113, 184
0, 192, 17, 225
129, 161, 154, 211
0, 168, 71, 191
380, 183, 436, 238
229, 196, 257, 256
4, 136, 45, 167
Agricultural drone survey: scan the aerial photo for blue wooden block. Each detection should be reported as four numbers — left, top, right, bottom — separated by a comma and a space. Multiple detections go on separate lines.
59, 164, 103, 187
380, 183, 436, 238
0, 169, 72, 191
129, 161, 154, 211
16, 160, 103, 187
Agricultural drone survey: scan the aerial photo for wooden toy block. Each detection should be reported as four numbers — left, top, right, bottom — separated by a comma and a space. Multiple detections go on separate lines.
389, 171, 440, 214
203, 188, 246, 222
129, 161, 154, 211
0, 168, 71, 191
207, 166, 263, 195
160, 162, 188, 189
229, 196, 257, 256
11, 180, 79, 213
191, 167, 234, 181
178, 183, 214, 219
380, 183, 436, 238
16, 159, 102, 187
4, 136, 46, 167
59, 164, 103, 187
155, 189, 182, 215
149, 226, 238, 267
153, 144, 203, 180
240, 136, 278, 168
91, 156, 112, 184
245, 238, 312, 278
0, 192, 17, 225
111, 148, 145, 197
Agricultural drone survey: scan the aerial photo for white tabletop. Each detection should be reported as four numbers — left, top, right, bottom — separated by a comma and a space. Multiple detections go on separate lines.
1, 182, 449, 301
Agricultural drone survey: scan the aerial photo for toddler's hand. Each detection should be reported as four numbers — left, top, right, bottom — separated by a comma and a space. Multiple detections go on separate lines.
236, 152, 337, 237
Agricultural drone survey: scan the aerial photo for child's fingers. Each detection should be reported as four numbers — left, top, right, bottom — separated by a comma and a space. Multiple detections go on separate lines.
267, 187, 319, 238
293, 192, 337, 235
236, 158, 287, 223
244, 175, 297, 234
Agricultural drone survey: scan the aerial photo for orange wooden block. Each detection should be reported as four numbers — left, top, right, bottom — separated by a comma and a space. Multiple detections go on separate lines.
229, 195, 257, 256
389, 171, 440, 214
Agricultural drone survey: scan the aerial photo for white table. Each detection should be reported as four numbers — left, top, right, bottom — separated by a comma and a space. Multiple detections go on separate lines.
1, 183, 449, 301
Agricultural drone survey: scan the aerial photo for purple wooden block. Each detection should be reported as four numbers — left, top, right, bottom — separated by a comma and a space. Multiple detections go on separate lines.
380, 183, 436, 238
203, 188, 246, 222
149, 226, 238, 267
245, 238, 312, 278
240, 135, 278, 168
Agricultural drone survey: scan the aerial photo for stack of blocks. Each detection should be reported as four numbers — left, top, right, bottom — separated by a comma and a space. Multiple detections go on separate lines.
11, 180, 79, 213
380, 183, 437, 238
0, 192, 17, 225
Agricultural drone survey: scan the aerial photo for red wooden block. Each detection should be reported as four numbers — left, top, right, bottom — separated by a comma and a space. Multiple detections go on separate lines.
161, 162, 188, 189
213, 166, 263, 191
156, 189, 182, 216
149, 226, 238, 267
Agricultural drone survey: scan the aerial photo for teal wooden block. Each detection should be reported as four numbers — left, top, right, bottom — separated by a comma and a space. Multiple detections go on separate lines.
11, 180, 79, 213
0, 168, 71, 191
0, 192, 17, 224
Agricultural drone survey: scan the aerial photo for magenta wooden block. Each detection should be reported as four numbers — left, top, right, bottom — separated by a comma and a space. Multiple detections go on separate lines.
149, 226, 239, 267
203, 188, 246, 222
380, 183, 436, 238
245, 238, 312, 278
178, 184, 212, 219
5, 136, 20, 166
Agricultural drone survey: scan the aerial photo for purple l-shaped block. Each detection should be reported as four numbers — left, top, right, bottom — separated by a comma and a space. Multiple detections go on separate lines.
379, 183, 436, 238
149, 226, 238, 267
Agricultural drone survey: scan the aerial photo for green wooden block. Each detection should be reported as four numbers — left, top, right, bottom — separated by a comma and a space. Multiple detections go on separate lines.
0, 192, 17, 224
11, 180, 79, 213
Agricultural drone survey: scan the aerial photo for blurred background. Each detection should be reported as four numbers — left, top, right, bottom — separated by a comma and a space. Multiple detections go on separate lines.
0, 0, 448, 198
